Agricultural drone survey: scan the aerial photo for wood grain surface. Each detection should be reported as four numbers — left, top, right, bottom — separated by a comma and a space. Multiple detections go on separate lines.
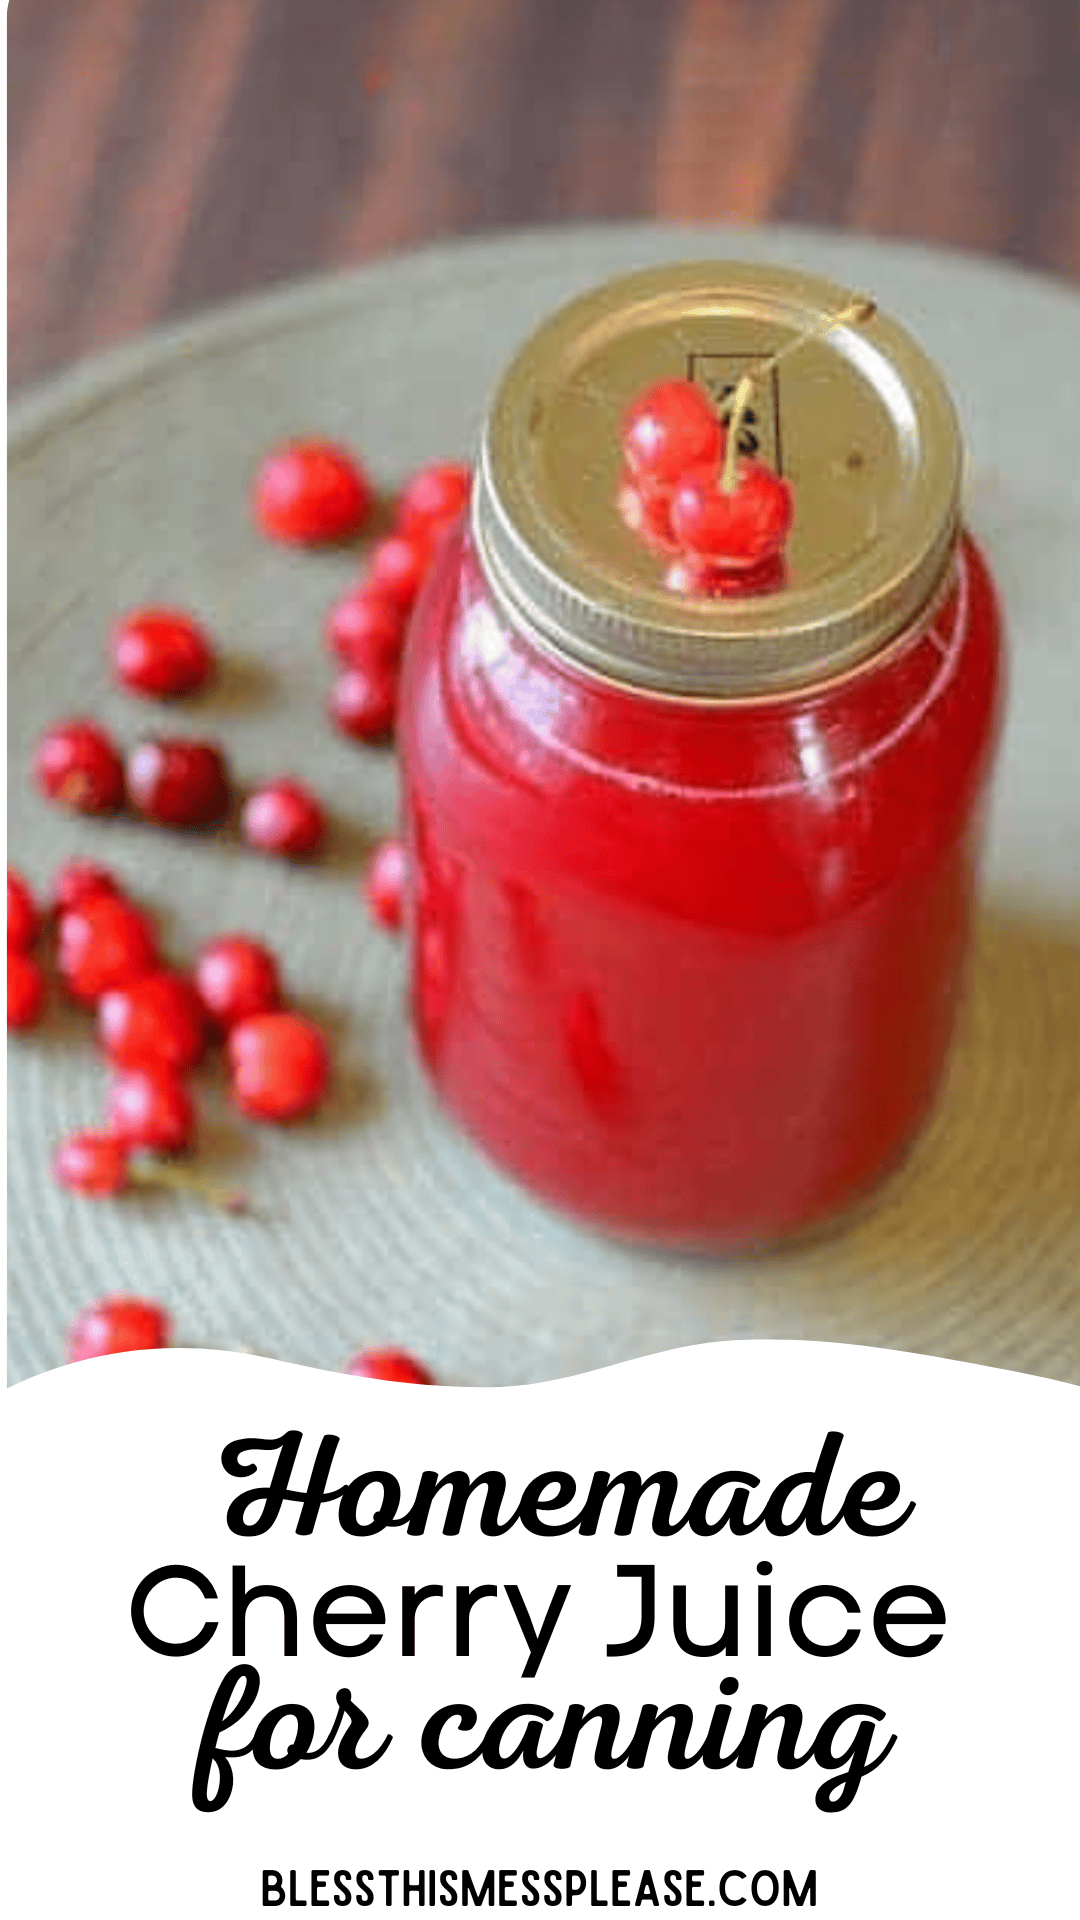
8, 0, 1080, 390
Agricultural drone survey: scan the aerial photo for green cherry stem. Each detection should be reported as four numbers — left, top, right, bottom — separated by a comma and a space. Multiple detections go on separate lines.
128, 1152, 250, 1215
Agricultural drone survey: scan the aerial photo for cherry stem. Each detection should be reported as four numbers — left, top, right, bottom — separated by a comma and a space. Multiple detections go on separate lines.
720, 375, 756, 495
718, 293, 876, 496
128, 1153, 250, 1215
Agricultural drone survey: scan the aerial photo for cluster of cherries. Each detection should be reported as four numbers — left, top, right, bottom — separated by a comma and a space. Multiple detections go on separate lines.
249, 441, 463, 926
64, 1294, 433, 1382
10, 858, 431, 1380
251, 438, 470, 745
11, 436, 465, 1382
9, 854, 330, 1163
33, 609, 326, 855
618, 377, 794, 595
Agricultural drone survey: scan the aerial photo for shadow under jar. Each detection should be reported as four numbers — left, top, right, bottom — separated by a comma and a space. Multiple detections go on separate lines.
398, 263, 1005, 1248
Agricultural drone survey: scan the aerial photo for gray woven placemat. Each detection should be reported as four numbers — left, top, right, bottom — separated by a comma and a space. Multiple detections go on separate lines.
9, 224, 1080, 1386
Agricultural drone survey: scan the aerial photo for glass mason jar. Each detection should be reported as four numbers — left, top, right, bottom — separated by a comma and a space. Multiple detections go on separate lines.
398, 263, 1004, 1248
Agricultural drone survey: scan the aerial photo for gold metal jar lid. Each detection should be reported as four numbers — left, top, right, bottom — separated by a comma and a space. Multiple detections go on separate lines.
473, 262, 963, 699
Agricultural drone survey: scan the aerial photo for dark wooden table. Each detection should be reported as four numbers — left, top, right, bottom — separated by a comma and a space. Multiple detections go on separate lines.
9, 0, 1080, 391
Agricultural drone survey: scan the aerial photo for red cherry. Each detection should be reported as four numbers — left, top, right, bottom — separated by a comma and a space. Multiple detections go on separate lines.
193, 935, 282, 1030
33, 719, 125, 814
53, 1132, 132, 1200
57, 893, 159, 1005
107, 1067, 196, 1154
241, 778, 325, 858
364, 838, 407, 933
367, 532, 433, 611
66, 1292, 171, 1360
54, 1126, 245, 1215
8, 951, 46, 1029
227, 1011, 330, 1122
663, 550, 789, 598
670, 457, 794, 569
110, 607, 215, 698
343, 1347, 435, 1384
622, 380, 723, 490
616, 472, 678, 551
8, 869, 40, 951
326, 585, 406, 673
396, 460, 471, 537
126, 737, 231, 827
252, 439, 373, 544
329, 666, 398, 743
51, 859, 124, 915
97, 970, 206, 1073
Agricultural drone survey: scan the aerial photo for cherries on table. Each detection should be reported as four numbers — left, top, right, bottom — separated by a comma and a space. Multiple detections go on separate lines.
329, 665, 399, 742
54, 1132, 135, 1201
106, 1067, 196, 1155
50, 859, 123, 914
343, 1346, 435, 1384
20, 445, 477, 1378
57, 893, 160, 1005
327, 585, 407, 673
368, 531, 434, 610
34, 719, 126, 814
126, 737, 232, 828
8, 869, 47, 1028
193, 935, 282, 1030
65, 1293, 172, 1360
8, 950, 46, 1029
241, 778, 326, 858
252, 439, 374, 545
364, 838, 407, 933
226, 1011, 331, 1122
395, 459, 471, 536
322, 456, 472, 747
8, 868, 41, 951
110, 607, 216, 698
97, 970, 207, 1074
